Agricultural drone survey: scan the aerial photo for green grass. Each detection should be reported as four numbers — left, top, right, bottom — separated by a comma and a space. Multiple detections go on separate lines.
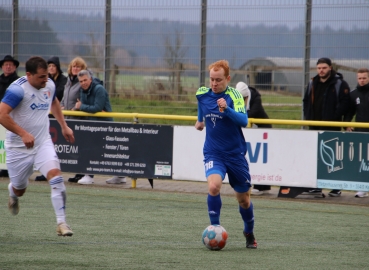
1, 181, 368, 269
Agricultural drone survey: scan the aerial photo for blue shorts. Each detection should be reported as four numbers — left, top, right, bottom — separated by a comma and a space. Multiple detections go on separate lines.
204, 154, 251, 193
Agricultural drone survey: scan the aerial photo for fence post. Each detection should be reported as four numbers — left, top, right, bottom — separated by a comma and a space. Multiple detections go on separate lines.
11, 0, 19, 58
104, 0, 112, 93
302, 0, 312, 122
199, 0, 207, 87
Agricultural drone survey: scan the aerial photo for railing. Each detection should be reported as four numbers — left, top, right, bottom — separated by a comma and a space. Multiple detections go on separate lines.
62, 111, 369, 129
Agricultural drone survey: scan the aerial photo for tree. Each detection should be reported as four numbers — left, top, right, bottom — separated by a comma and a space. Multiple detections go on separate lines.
163, 29, 188, 98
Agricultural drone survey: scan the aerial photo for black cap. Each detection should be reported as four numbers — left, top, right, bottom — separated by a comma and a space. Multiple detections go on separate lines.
317, 57, 332, 66
0, 55, 19, 68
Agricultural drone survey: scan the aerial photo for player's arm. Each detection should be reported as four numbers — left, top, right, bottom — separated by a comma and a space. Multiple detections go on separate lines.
217, 97, 248, 127
224, 107, 248, 127
51, 98, 75, 144
0, 102, 35, 148
195, 103, 204, 131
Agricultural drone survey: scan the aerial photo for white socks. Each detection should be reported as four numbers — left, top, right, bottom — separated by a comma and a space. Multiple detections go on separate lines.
8, 183, 17, 198
49, 176, 67, 224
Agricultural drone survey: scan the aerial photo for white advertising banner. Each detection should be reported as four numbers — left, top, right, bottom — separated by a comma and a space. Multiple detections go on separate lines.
0, 126, 6, 169
173, 126, 318, 188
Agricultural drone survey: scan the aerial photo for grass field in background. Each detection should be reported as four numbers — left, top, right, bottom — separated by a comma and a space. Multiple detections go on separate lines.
1, 181, 368, 270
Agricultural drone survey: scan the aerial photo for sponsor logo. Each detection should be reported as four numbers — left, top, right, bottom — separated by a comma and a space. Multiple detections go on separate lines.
320, 137, 343, 173
30, 103, 49, 110
247, 132, 268, 164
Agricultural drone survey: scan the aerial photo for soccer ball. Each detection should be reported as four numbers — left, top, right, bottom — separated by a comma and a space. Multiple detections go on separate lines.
202, 225, 228, 250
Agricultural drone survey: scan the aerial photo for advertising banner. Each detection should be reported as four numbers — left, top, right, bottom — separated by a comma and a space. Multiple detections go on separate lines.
0, 126, 6, 169
173, 127, 318, 188
317, 131, 369, 191
50, 120, 173, 179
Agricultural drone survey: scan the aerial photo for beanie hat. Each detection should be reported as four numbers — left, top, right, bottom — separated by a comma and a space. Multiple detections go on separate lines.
316, 57, 332, 66
235, 82, 251, 110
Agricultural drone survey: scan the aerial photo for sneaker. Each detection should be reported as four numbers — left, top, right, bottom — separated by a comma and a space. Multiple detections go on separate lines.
56, 222, 73, 237
0, 170, 9, 177
328, 190, 341, 197
35, 175, 47, 181
8, 196, 19, 215
251, 189, 264, 195
308, 189, 322, 194
106, 176, 127, 184
243, 232, 257, 249
68, 174, 84, 183
355, 192, 368, 198
78, 175, 94, 185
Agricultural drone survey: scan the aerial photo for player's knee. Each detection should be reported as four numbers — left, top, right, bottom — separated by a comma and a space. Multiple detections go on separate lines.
237, 195, 251, 209
208, 185, 221, 196
13, 188, 26, 197
46, 169, 61, 180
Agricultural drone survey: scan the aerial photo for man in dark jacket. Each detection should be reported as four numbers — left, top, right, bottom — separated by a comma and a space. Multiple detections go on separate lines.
0, 55, 19, 101
303, 57, 350, 197
72, 69, 113, 185
344, 68, 369, 198
0, 55, 20, 177
73, 70, 113, 121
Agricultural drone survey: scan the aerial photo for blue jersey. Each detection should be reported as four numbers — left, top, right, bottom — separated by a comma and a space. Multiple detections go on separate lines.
196, 86, 247, 157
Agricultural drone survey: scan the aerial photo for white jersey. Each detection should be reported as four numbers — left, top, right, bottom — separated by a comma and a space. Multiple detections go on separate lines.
2, 76, 56, 153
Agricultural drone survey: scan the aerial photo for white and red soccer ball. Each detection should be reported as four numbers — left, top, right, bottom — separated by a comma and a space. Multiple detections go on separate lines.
202, 225, 228, 250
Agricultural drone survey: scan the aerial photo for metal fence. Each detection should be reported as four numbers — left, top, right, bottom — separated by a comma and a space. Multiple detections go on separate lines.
1, 0, 368, 119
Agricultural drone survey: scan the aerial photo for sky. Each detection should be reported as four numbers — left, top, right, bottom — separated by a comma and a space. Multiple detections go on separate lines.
1, 0, 369, 30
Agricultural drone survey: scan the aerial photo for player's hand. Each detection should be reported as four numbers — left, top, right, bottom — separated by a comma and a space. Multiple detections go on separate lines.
75, 99, 81, 110
346, 127, 354, 132
22, 133, 35, 149
195, 121, 204, 131
217, 98, 227, 112
62, 126, 75, 144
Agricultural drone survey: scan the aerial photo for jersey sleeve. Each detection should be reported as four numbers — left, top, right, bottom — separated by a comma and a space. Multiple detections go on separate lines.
227, 87, 246, 113
1, 84, 24, 109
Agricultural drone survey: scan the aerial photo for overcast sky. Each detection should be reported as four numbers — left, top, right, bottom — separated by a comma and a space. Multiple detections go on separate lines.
2, 0, 369, 30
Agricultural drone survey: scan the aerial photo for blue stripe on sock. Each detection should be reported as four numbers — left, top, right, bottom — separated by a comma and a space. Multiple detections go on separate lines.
49, 176, 64, 185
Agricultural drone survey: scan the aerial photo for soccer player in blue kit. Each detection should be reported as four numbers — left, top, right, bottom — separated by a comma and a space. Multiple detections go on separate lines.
195, 60, 257, 249
0, 56, 75, 236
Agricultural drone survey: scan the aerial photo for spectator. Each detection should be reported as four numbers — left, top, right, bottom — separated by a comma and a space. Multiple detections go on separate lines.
35, 56, 67, 181
344, 68, 369, 198
303, 57, 350, 197
0, 55, 20, 178
73, 69, 113, 184
236, 81, 272, 195
47, 56, 67, 102
60, 57, 89, 183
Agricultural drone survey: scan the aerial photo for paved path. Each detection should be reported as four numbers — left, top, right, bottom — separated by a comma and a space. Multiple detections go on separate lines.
22, 172, 369, 207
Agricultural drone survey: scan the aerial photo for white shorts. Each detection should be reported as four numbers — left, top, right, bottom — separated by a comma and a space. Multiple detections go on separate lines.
7, 138, 60, 189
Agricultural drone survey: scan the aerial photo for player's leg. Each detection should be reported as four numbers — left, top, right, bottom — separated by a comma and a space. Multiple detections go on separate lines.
35, 138, 73, 236
204, 157, 226, 225
6, 149, 34, 215
227, 155, 257, 249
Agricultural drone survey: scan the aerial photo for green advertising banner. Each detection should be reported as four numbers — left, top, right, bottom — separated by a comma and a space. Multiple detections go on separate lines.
317, 131, 369, 191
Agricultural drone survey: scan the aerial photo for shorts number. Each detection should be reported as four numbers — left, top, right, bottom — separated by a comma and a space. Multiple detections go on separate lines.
205, 161, 213, 171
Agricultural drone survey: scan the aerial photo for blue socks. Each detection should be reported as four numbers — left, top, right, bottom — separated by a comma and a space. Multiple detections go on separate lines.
207, 193, 222, 225
239, 202, 254, 233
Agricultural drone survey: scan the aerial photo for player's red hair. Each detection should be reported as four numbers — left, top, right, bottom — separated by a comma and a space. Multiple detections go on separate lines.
208, 60, 230, 77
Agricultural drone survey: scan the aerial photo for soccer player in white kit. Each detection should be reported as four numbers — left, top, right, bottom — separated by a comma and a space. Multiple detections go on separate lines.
0, 56, 75, 236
